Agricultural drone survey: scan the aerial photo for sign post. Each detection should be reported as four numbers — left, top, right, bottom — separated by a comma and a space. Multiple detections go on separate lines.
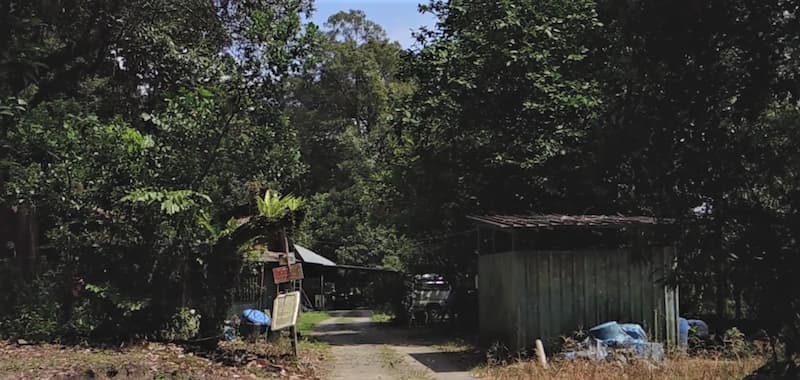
271, 291, 301, 356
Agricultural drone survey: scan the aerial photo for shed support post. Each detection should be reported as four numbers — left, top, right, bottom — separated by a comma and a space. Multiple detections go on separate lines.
476, 227, 481, 255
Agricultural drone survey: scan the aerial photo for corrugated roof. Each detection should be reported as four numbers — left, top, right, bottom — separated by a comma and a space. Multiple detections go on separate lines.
467, 214, 672, 229
294, 244, 337, 266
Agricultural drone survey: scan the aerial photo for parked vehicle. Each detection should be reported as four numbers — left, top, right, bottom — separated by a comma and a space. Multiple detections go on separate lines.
409, 274, 451, 324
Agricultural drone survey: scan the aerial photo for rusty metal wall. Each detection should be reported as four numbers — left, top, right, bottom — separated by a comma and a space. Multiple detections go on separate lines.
479, 247, 678, 350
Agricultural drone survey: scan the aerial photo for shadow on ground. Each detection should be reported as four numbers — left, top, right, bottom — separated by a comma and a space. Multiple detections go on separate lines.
408, 351, 480, 373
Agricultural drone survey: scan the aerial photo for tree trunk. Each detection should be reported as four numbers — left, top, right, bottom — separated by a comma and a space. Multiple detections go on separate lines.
715, 267, 727, 319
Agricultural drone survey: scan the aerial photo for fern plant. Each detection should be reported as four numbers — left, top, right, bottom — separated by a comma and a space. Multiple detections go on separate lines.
255, 190, 304, 219
256, 190, 288, 218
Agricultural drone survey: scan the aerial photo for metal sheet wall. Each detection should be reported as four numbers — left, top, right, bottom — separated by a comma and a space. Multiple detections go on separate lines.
479, 247, 677, 350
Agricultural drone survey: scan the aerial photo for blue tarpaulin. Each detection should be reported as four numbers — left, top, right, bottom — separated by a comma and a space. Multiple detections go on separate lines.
565, 321, 664, 362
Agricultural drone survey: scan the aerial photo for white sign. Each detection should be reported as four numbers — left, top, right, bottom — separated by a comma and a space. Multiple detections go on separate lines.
271, 291, 300, 331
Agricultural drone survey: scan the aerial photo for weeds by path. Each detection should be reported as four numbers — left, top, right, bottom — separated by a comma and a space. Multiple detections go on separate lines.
474, 354, 765, 380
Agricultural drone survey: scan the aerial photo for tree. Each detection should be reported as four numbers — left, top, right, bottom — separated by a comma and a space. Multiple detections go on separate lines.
290, 10, 413, 269
0, 0, 316, 341
392, 0, 603, 274
588, 1, 800, 362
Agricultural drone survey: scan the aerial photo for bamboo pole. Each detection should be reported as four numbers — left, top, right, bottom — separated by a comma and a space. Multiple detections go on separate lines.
535, 339, 548, 368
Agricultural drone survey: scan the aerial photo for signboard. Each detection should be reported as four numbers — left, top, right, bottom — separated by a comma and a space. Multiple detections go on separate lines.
271, 291, 300, 331
279, 252, 297, 266
272, 266, 289, 284
289, 263, 304, 280
272, 263, 304, 284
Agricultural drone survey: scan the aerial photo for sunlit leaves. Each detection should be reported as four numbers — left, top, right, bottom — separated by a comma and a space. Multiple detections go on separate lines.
121, 189, 211, 215
255, 189, 304, 219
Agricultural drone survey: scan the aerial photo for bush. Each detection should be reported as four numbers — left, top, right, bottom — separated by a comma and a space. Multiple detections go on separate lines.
0, 268, 62, 341
723, 327, 748, 358
158, 307, 200, 341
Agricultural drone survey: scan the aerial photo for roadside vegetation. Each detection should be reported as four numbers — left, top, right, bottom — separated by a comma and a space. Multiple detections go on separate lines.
0, 340, 323, 379
1, 0, 800, 377
297, 312, 331, 336
371, 313, 394, 323
475, 354, 766, 380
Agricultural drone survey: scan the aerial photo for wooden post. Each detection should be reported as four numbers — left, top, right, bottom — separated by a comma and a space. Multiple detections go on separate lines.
282, 227, 289, 254
320, 274, 325, 310
291, 325, 298, 356
535, 339, 548, 368
259, 263, 265, 309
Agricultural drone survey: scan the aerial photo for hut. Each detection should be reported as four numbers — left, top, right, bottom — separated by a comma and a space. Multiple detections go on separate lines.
231, 242, 402, 315
469, 214, 678, 350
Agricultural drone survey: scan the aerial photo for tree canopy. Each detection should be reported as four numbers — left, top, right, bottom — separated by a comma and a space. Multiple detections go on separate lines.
1, 0, 800, 366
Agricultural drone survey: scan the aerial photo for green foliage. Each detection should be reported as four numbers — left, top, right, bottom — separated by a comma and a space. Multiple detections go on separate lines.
122, 189, 212, 215
158, 307, 200, 341
0, 0, 314, 343
255, 190, 304, 219
1, 0, 799, 361
723, 327, 748, 358
292, 10, 413, 270
391, 0, 604, 274
0, 272, 61, 341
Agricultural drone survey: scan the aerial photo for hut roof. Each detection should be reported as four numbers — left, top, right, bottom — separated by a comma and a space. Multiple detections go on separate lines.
467, 214, 673, 229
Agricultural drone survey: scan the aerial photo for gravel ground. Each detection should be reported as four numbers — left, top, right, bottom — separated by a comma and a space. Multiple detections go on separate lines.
310, 310, 477, 380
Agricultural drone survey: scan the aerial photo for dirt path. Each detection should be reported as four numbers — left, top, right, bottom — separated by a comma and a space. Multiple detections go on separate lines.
310, 310, 478, 380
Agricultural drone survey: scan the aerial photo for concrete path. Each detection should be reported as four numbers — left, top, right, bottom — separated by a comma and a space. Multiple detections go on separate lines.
310, 310, 477, 380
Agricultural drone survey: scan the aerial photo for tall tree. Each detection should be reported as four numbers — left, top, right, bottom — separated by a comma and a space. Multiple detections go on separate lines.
589, 0, 800, 350
290, 10, 413, 269
393, 0, 603, 274
0, 0, 316, 340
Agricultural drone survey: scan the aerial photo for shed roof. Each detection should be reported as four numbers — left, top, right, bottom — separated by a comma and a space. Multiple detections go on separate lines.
294, 244, 337, 267
468, 214, 672, 229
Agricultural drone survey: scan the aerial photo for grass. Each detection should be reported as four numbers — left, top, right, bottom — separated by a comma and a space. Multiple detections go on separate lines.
371, 312, 394, 323
294, 311, 332, 360
473, 354, 766, 380
432, 338, 475, 353
296, 311, 330, 335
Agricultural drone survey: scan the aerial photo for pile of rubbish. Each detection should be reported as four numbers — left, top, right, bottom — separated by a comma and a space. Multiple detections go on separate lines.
564, 321, 665, 363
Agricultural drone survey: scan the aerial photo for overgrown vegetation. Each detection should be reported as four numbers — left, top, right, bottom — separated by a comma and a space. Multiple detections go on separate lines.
371, 313, 393, 323
475, 355, 766, 380
1, 0, 800, 375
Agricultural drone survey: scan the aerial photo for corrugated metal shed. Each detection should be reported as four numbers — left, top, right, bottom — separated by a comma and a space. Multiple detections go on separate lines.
471, 214, 679, 351
478, 248, 678, 350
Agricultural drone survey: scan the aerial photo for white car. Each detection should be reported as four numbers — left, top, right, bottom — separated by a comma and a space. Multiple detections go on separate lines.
410, 274, 451, 323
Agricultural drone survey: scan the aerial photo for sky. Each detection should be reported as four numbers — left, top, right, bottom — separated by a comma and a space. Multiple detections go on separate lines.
309, 0, 437, 48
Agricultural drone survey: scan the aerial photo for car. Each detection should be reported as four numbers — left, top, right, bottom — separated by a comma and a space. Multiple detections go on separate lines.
409, 274, 451, 324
